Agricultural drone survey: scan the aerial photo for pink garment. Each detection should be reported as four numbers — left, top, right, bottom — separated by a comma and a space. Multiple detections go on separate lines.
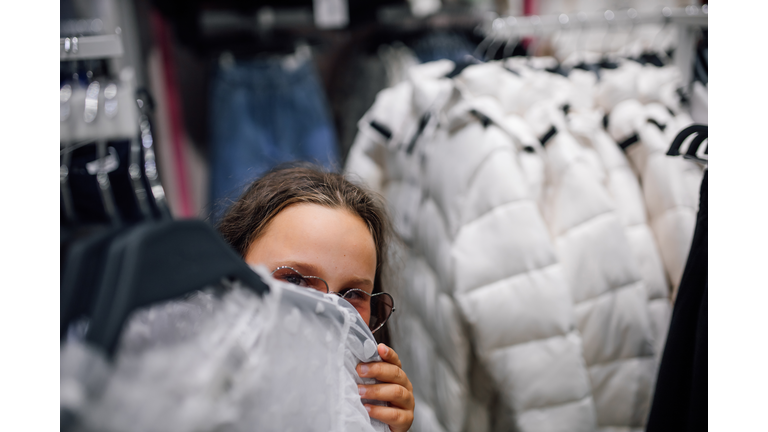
150, 11, 193, 218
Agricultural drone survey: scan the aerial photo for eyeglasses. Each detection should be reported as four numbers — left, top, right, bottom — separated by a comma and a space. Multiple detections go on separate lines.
271, 266, 395, 334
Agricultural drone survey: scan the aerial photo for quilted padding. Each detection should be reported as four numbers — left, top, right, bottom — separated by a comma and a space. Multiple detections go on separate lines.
345, 58, 700, 432
420, 93, 597, 430
567, 109, 672, 357
609, 100, 704, 299
526, 103, 656, 428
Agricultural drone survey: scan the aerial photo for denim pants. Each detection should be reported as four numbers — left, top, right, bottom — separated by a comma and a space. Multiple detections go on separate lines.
209, 55, 340, 214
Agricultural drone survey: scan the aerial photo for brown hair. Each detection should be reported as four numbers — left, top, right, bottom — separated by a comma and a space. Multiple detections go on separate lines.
216, 163, 393, 342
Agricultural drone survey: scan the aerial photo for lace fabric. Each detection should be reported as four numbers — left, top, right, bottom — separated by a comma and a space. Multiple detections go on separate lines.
61, 266, 388, 432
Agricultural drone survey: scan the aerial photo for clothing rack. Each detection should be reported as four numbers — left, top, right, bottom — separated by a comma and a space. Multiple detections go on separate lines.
61, 0, 147, 88
60, 34, 124, 61
60, 0, 170, 221
477, 6, 708, 87
478, 6, 707, 39
200, 7, 316, 36
60, 0, 154, 145
376, 4, 488, 31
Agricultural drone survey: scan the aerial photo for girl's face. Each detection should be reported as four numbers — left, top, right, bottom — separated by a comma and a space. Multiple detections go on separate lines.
244, 203, 377, 325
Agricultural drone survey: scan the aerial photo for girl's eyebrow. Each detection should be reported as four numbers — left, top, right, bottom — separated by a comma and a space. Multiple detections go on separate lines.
279, 261, 322, 276
344, 277, 373, 289
278, 261, 373, 291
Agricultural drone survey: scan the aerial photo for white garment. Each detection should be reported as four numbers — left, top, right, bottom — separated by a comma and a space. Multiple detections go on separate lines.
566, 108, 672, 360
61, 267, 387, 432
595, 61, 684, 115
690, 81, 708, 125
347, 55, 701, 432
434, 106, 597, 431
458, 60, 661, 430
378, 42, 421, 89
608, 100, 704, 300
348, 60, 598, 432
523, 100, 656, 431
351, 60, 474, 432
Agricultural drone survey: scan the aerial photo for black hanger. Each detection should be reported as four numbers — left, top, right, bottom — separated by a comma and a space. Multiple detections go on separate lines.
636, 14, 673, 68
501, 36, 527, 60
545, 63, 569, 77
102, 87, 156, 222
630, 50, 665, 67
84, 219, 269, 357
60, 224, 125, 341
597, 56, 619, 70
136, 88, 173, 220
668, 124, 707, 156
98, 138, 156, 224
61, 145, 78, 226
572, 54, 618, 81
539, 125, 558, 147
572, 61, 601, 80
644, 51, 666, 67
61, 88, 174, 341
684, 130, 708, 164
405, 112, 431, 155
64, 134, 124, 224
94, 138, 122, 223
687, 133, 707, 154
126, 134, 154, 219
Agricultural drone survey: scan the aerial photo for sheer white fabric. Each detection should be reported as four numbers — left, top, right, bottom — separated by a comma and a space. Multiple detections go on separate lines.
61, 266, 388, 432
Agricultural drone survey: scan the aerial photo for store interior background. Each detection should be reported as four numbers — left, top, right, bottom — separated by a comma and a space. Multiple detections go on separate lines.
60, 0, 707, 220
56, 2, 718, 431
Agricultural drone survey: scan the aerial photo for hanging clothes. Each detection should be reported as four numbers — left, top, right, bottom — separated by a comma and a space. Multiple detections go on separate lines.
331, 52, 389, 166
347, 60, 599, 432
607, 99, 704, 300
148, 11, 197, 219
347, 45, 703, 430
351, 60, 475, 432
208, 50, 340, 217
565, 106, 672, 360
524, 100, 657, 431
61, 268, 388, 432
646, 170, 708, 432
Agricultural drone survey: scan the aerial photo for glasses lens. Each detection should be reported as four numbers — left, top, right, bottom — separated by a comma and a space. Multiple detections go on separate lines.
369, 292, 394, 333
271, 267, 328, 293
342, 290, 394, 333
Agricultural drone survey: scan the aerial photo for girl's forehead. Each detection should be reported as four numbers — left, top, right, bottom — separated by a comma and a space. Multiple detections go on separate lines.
246, 203, 377, 287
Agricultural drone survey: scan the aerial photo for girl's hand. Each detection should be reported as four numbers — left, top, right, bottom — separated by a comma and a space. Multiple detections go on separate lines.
356, 343, 415, 432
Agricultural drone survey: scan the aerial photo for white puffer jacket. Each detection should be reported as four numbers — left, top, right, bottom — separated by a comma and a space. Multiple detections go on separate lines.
607, 100, 705, 300
456, 60, 661, 430
427, 96, 598, 432
347, 61, 598, 432
566, 109, 672, 359
347, 58, 699, 432
347, 60, 474, 432
522, 101, 657, 432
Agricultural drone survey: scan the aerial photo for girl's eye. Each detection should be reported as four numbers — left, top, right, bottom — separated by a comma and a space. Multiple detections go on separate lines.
282, 274, 307, 287
341, 289, 368, 302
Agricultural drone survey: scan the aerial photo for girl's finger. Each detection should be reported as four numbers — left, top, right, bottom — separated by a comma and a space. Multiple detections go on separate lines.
358, 383, 414, 410
356, 361, 412, 391
365, 403, 414, 432
377, 343, 402, 368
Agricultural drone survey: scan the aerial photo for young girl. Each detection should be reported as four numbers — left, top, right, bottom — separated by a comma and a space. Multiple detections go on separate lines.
217, 165, 414, 432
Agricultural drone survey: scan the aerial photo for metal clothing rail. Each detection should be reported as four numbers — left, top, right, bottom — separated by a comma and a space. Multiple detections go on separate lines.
60, 34, 124, 61
477, 5, 707, 40
477, 5, 707, 89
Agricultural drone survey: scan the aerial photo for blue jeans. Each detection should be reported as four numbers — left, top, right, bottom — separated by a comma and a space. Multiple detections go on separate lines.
209, 56, 339, 216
